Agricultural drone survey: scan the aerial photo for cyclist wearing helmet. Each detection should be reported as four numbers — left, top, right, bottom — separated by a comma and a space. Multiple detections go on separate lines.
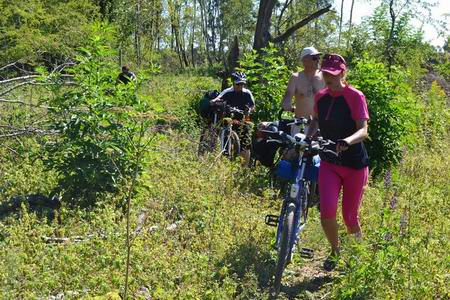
306, 53, 369, 271
213, 72, 255, 165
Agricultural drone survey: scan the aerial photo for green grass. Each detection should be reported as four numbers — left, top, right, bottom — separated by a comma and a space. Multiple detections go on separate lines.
0, 74, 448, 299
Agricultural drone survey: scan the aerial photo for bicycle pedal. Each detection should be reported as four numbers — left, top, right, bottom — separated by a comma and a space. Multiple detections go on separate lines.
299, 247, 314, 258
265, 214, 279, 227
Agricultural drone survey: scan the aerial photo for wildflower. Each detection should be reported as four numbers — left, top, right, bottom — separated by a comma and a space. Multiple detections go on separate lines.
384, 169, 392, 189
390, 191, 398, 209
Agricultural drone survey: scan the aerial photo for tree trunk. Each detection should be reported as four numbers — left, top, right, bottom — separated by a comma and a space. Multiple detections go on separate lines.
221, 36, 240, 90
386, 0, 396, 70
253, 0, 277, 51
338, 0, 345, 47
190, 0, 196, 67
134, 0, 142, 66
198, 0, 213, 65
119, 45, 123, 67
347, 0, 355, 49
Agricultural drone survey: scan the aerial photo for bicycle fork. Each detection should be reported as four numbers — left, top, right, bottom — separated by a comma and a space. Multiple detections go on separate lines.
273, 161, 313, 258
220, 124, 232, 155
275, 185, 303, 250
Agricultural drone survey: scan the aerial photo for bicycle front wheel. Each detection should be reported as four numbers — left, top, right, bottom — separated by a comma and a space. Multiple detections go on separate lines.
227, 130, 241, 160
273, 202, 295, 295
220, 128, 241, 160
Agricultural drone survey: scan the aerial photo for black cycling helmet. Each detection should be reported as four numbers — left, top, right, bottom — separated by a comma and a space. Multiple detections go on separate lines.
231, 72, 247, 84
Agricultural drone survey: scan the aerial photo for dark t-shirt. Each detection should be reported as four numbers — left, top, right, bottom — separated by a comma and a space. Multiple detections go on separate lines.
314, 85, 369, 169
218, 87, 255, 112
117, 71, 136, 84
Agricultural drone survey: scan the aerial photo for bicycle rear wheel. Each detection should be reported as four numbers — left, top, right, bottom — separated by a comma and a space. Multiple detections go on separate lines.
273, 202, 295, 295
198, 124, 217, 156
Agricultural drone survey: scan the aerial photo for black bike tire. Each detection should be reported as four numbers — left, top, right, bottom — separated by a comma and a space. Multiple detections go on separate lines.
198, 124, 217, 156
302, 182, 310, 224
273, 202, 295, 295
228, 130, 241, 160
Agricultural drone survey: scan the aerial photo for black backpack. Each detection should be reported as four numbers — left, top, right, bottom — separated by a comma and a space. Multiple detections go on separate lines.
252, 122, 283, 167
252, 138, 280, 167
198, 90, 220, 119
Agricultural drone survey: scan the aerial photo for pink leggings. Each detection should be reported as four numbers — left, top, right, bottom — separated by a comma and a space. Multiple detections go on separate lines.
319, 160, 368, 229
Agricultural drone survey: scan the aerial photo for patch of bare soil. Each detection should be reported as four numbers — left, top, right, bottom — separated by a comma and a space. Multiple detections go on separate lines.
277, 252, 336, 299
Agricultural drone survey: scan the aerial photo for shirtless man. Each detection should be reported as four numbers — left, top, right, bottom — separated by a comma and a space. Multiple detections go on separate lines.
281, 47, 324, 200
282, 46, 324, 134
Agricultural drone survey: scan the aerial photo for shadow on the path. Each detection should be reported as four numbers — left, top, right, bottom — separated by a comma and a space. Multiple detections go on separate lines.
0, 193, 60, 221
281, 273, 333, 299
219, 239, 275, 295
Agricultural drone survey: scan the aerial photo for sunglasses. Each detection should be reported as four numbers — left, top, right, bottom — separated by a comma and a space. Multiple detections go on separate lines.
235, 82, 245, 86
311, 55, 320, 61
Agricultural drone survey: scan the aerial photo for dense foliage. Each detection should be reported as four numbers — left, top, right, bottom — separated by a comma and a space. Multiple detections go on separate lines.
0, 0, 98, 68
347, 57, 419, 174
0, 74, 448, 299
41, 25, 150, 205
238, 45, 290, 123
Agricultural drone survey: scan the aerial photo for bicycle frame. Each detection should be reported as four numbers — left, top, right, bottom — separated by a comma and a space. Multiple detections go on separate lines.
198, 104, 243, 158
275, 150, 312, 254
263, 124, 336, 294
219, 122, 233, 154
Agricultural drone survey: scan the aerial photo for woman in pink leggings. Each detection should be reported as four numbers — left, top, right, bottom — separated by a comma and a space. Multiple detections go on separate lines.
306, 54, 369, 271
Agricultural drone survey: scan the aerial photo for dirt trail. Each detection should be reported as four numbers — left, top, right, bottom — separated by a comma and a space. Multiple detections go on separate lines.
276, 252, 335, 299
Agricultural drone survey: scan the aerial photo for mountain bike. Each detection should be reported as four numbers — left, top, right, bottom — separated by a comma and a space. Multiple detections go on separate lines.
198, 101, 245, 160
262, 120, 337, 295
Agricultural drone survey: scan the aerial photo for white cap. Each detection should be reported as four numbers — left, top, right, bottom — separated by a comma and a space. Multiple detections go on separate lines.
300, 46, 321, 60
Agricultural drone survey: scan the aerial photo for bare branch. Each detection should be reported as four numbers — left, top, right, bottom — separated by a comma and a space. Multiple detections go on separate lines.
0, 98, 54, 109
0, 81, 34, 97
0, 62, 19, 72
0, 75, 39, 85
276, 0, 293, 35
0, 128, 57, 139
271, 5, 332, 44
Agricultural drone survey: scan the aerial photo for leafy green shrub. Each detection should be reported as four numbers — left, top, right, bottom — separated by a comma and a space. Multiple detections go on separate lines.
142, 74, 219, 133
0, 0, 99, 67
41, 25, 150, 206
238, 44, 290, 123
348, 57, 419, 175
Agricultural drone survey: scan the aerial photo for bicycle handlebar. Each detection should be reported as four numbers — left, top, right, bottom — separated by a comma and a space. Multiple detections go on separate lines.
227, 106, 245, 115
263, 130, 338, 156
211, 101, 246, 115
287, 117, 309, 127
